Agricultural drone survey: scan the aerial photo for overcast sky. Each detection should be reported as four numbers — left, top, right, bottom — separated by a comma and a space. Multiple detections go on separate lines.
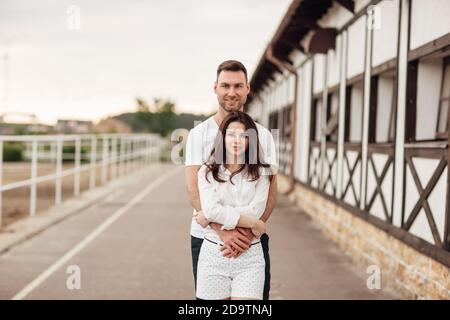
0, 0, 291, 125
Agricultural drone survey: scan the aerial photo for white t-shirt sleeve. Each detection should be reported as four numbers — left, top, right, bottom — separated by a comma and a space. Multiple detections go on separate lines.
259, 128, 278, 174
266, 132, 278, 167
185, 128, 203, 166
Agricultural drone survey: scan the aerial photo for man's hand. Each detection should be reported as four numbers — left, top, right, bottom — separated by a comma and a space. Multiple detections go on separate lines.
194, 210, 209, 228
217, 228, 252, 258
251, 220, 266, 239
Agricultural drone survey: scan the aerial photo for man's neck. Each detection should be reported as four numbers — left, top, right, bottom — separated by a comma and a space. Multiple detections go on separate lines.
214, 106, 244, 127
213, 113, 223, 127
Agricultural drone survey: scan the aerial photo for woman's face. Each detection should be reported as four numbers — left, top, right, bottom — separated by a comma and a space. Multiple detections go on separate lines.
224, 121, 248, 160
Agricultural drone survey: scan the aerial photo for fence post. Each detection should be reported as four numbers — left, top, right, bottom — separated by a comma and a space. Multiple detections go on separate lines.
89, 136, 97, 190
139, 138, 144, 169
120, 136, 125, 176
55, 137, 63, 206
50, 142, 56, 165
0, 140, 3, 228
130, 137, 134, 173
30, 140, 38, 216
101, 136, 108, 185
137, 138, 141, 169
111, 136, 117, 180
151, 137, 156, 163
145, 137, 150, 167
126, 137, 131, 174
74, 137, 81, 196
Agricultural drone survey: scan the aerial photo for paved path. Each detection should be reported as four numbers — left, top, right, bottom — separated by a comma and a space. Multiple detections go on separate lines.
0, 164, 391, 299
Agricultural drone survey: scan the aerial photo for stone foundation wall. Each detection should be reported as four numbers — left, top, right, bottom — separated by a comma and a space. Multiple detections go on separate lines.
277, 174, 450, 300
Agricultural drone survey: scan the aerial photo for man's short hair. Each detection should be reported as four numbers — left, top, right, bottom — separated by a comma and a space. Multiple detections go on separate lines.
216, 60, 248, 82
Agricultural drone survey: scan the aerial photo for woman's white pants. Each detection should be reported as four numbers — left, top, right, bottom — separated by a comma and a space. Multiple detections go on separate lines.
196, 239, 265, 300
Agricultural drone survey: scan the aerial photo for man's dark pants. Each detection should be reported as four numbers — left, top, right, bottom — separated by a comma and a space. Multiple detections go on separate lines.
191, 233, 271, 300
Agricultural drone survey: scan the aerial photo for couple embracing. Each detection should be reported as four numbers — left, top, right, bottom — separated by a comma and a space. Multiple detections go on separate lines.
185, 60, 278, 300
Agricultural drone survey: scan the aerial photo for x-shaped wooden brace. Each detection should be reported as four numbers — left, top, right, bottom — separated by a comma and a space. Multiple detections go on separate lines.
342, 151, 361, 206
404, 156, 447, 247
308, 147, 321, 185
366, 153, 393, 222
322, 149, 337, 195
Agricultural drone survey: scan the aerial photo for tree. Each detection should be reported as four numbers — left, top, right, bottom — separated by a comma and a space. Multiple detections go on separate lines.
136, 97, 151, 113
114, 97, 209, 136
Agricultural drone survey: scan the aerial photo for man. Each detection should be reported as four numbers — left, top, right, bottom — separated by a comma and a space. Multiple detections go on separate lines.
185, 60, 277, 300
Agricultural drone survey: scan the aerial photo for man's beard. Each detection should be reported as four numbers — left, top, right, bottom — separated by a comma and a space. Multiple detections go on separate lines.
219, 100, 244, 113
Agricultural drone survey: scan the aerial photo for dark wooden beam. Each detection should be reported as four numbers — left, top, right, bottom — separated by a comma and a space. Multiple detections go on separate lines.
267, 63, 283, 75
405, 60, 418, 142
334, 0, 355, 13
368, 76, 379, 143
285, 58, 294, 66
260, 71, 276, 82
278, 38, 305, 53
305, 28, 337, 54
294, 12, 320, 30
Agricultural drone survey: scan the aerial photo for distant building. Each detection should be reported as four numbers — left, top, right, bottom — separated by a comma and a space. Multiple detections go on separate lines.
93, 117, 132, 133
56, 119, 93, 134
0, 112, 54, 135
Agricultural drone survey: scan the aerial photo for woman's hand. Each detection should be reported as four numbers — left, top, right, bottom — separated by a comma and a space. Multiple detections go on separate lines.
194, 210, 210, 228
251, 220, 266, 239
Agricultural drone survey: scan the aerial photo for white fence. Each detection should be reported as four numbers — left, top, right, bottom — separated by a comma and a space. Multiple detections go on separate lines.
0, 133, 163, 228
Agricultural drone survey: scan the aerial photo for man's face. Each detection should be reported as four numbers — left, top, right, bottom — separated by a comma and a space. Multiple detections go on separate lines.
214, 70, 250, 112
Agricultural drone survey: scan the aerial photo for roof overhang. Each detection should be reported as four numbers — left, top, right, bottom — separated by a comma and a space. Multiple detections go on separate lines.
247, 0, 355, 107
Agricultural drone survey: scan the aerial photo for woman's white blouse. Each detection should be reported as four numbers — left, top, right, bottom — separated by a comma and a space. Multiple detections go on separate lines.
197, 165, 270, 242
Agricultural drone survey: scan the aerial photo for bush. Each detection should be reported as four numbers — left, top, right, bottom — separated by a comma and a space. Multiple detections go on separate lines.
3, 143, 24, 162
62, 145, 88, 163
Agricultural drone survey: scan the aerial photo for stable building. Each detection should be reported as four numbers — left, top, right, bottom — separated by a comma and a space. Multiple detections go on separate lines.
246, 0, 450, 299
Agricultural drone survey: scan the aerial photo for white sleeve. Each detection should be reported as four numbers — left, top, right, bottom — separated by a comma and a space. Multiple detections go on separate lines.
185, 128, 203, 166
197, 167, 241, 230
260, 130, 278, 174
234, 175, 270, 220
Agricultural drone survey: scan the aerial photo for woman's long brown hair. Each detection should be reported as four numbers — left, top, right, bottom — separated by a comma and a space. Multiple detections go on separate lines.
204, 111, 273, 185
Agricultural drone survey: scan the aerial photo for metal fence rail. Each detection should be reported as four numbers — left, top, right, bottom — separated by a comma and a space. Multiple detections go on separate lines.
0, 133, 163, 228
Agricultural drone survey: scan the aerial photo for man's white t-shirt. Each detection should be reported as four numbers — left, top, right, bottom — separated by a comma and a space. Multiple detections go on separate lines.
185, 115, 278, 239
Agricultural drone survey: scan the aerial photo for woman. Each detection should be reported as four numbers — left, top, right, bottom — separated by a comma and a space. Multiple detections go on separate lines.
194, 111, 273, 300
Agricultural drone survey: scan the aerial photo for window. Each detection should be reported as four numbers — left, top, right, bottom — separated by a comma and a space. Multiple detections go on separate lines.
408, 57, 450, 142
282, 105, 292, 139
310, 98, 322, 142
269, 111, 279, 130
370, 70, 396, 143
324, 92, 339, 142
345, 82, 364, 143
436, 59, 450, 139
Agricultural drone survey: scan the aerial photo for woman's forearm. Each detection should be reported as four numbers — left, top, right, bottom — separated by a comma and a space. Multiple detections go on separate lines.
235, 214, 258, 229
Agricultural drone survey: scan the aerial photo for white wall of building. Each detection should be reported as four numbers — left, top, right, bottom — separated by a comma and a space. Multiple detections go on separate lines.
372, 0, 399, 67
410, 0, 450, 50
349, 83, 364, 142
313, 55, 326, 94
347, 16, 366, 79
297, 60, 313, 182
376, 74, 395, 142
328, 34, 342, 87
416, 59, 443, 140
